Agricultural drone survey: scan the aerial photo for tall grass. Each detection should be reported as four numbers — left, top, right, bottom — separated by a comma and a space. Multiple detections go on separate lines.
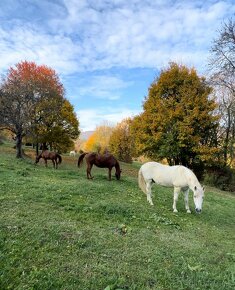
0, 143, 235, 290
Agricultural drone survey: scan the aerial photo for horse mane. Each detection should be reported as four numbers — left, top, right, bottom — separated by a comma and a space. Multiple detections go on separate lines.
77, 152, 88, 167
181, 166, 201, 189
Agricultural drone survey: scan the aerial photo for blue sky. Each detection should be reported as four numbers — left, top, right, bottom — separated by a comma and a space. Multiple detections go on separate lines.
0, 0, 234, 131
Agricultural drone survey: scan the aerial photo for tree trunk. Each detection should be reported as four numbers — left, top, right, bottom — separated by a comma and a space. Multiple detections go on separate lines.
36, 143, 39, 156
223, 106, 231, 165
16, 132, 23, 158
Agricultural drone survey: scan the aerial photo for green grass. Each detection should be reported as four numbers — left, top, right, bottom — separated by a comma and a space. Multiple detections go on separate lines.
0, 143, 235, 290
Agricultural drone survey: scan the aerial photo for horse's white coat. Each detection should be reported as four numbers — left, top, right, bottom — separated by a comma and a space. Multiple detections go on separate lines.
69, 150, 76, 156
138, 162, 204, 213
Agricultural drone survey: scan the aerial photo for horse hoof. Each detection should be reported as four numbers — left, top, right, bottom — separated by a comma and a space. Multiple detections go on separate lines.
187, 210, 191, 214
173, 209, 178, 213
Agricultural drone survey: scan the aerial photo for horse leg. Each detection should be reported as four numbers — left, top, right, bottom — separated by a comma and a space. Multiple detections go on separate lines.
55, 159, 58, 169
108, 168, 112, 181
52, 159, 55, 169
173, 187, 180, 213
55, 158, 58, 169
86, 166, 90, 179
146, 180, 154, 206
87, 164, 93, 179
184, 188, 191, 213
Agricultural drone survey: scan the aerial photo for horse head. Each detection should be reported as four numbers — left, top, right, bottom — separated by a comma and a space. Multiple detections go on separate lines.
115, 168, 122, 180
193, 185, 204, 214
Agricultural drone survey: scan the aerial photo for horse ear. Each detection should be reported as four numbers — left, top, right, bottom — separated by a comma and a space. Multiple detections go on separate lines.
194, 186, 197, 191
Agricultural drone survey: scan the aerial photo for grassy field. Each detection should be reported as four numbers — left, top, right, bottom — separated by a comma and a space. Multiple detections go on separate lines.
0, 143, 235, 290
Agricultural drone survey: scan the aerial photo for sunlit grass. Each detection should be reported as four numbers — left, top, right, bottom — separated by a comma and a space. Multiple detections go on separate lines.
0, 143, 235, 289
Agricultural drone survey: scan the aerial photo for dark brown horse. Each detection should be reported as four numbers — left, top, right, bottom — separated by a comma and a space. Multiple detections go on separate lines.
35, 150, 62, 169
77, 152, 121, 180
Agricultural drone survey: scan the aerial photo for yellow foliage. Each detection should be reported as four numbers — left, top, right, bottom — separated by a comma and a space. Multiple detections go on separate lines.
83, 124, 114, 153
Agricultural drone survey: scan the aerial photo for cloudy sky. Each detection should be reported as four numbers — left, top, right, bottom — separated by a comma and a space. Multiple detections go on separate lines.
0, 0, 234, 131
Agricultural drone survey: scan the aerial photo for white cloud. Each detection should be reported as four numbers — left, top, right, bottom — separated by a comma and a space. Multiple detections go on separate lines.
77, 107, 140, 131
0, 1, 234, 75
76, 75, 133, 100
54, 0, 235, 73
0, 24, 81, 74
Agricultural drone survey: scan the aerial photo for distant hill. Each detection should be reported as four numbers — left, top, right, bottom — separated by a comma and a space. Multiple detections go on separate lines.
79, 131, 94, 140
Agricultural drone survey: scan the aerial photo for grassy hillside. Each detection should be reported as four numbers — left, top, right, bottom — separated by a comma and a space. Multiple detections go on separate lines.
0, 143, 235, 290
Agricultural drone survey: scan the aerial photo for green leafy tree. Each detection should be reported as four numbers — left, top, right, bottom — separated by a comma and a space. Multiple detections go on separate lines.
109, 118, 135, 163
131, 62, 219, 172
36, 99, 79, 153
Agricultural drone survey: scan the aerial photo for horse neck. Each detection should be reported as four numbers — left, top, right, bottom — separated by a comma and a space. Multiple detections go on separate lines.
186, 170, 201, 191
115, 161, 120, 172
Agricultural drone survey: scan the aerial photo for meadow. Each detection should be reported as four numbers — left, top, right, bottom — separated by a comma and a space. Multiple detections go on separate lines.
0, 143, 235, 290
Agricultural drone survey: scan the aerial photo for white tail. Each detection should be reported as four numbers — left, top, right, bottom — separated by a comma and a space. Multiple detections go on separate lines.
138, 169, 147, 194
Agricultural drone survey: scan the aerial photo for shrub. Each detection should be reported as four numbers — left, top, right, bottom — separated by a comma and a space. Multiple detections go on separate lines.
203, 164, 235, 192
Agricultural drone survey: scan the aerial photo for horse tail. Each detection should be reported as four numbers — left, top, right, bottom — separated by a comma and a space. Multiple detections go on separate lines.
57, 154, 62, 164
138, 168, 147, 194
77, 152, 88, 167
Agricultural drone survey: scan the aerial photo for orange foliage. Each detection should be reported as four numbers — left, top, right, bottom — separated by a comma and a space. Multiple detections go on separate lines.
7, 61, 64, 97
83, 124, 114, 153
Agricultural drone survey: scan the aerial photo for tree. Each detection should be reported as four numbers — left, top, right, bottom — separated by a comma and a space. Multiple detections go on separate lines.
109, 118, 135, 163
209, 18, 235, 76
210, 76, 235, 165
35, 99, 79, 153
0, 65, 37, 158
0, 61, 79, 157
131, 63, 219, 172
84, 123, 113, 153
208, 18, 235, 165
84, 134, 98, 152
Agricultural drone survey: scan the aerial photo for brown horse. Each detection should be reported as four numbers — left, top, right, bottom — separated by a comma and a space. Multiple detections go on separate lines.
77, 152, 122, 180
35, 150, 62, 169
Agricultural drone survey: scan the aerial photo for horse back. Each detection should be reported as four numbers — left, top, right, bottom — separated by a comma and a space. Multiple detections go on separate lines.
141, 162, 190, 188
88, 153, 117, 168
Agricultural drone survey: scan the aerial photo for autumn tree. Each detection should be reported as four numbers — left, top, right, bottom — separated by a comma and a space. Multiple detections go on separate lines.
109, 118, 135, 163
208, 18, 235, 165
84, 134, 99, 152
84, 123, 113, 153
0, 63, 38, 158
131, 63, 219, 172
0, 61, 79, 157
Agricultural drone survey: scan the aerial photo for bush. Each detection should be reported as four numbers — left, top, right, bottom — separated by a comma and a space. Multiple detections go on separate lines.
203, 164, 235, 192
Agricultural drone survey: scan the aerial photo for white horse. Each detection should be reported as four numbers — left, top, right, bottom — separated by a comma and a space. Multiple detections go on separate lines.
138, 162, 204, 214
69, 150, 76, 157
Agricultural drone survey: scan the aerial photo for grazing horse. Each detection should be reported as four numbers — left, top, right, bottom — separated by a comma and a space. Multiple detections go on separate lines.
77, 152, 122, 180
69, 150, 76, 157
35, 150, 62, 169
138, 162, 204, 214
